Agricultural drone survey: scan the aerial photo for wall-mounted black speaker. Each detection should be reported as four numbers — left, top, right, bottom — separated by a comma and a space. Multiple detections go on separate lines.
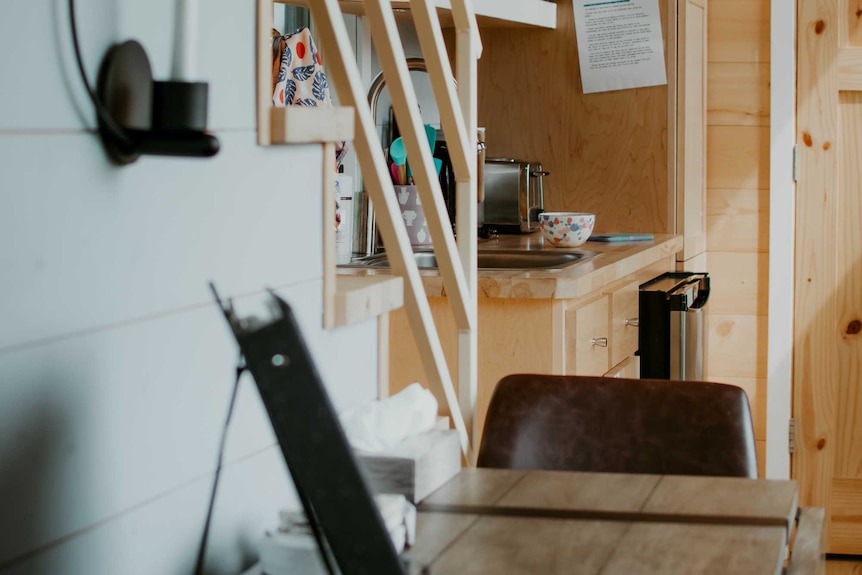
95, 40, 220, 165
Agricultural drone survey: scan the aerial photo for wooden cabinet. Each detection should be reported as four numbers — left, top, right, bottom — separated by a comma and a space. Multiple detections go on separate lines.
566, 295, 610, 376
608, 279, 640, 368
386, 249, 676, 437
566, 276, 646, 378
474, 0, 707, 260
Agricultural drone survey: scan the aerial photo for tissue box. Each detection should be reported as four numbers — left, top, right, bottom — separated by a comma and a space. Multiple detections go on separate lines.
359, 429, 461, 503
258, 530, 327, 575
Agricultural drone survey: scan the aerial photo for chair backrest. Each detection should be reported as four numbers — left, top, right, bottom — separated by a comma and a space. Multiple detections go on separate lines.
477, 374, 758, 478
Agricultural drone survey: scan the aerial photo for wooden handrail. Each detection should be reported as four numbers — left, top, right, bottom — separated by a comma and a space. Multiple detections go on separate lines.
306, 0, 475, 459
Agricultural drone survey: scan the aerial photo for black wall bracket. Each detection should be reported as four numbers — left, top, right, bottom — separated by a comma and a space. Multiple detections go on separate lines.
96, 40, 220, 165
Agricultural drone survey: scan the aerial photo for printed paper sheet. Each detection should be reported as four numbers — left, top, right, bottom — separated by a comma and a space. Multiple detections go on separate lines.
572, 0, 668, 94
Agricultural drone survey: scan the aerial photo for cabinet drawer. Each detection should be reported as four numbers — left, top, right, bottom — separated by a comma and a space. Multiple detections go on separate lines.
610, 280, 640, 368
566, 295, 610, 376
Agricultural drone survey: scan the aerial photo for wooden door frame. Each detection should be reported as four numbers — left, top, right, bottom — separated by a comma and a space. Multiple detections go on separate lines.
766, 0, 795, 479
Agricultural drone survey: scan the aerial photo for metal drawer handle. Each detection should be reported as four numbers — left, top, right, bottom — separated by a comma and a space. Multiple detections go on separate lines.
591, 337, 608, 348
625, 318, 639, 327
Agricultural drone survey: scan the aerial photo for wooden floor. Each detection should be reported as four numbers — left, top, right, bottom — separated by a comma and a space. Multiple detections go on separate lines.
827, 559, 862, 574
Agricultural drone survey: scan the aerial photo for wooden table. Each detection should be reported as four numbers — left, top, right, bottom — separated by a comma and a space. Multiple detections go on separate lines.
405, 469, 826, 575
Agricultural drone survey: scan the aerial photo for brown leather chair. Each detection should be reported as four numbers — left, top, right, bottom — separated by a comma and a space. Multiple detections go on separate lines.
477, 374, 758, 478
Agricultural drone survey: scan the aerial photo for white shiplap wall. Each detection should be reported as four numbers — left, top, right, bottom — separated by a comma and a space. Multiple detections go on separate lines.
0, 1, 379, 574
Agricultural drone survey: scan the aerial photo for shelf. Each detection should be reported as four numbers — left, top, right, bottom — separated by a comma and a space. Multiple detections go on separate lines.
334, 274, 404, 327
270, 106, 355, 144
277, 0, 558, 29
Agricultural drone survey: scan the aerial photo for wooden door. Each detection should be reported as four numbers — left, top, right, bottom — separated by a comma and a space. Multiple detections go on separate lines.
675, 0, 708, 264
795, 0, 862, 553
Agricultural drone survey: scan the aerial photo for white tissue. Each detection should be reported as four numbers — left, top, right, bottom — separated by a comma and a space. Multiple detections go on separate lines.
374, 494, 417, 551
340, 383, 438, 453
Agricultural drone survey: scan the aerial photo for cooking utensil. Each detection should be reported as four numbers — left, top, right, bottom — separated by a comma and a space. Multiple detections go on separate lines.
390, 137, 406, 166
390, 162, 399, 185
390, 138, 407, 185
424, 124, 437, 155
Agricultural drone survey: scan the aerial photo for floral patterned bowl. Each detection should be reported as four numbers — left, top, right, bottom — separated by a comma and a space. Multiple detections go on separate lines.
539, 212, 596, 248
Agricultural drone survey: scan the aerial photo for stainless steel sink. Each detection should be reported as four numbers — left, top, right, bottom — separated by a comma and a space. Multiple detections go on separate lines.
345, 249, 600, 271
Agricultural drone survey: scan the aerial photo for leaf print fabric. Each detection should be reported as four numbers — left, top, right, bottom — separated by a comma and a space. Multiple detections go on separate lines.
292, 65, 316, 82
312, 72, 328, 101
285, 79, 297, 104
272, 28, 331, 109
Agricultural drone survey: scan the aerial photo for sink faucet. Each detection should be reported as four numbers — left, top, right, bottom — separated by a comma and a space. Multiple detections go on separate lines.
355, 58, 429, 258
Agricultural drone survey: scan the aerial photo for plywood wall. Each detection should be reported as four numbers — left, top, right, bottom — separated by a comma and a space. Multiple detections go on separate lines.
704, 0, 771, 477
474, 1, 670, 235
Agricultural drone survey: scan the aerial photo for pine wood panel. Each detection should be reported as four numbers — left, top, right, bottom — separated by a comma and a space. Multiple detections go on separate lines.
707, 314, 768, 379
708, 62, 770, 126
707, 125, 770, 189
677, 251, 708, 272
830, 478, 862, 554
707, 0, 770, 63
389, 300, 457, 418
706, 252, 768, 316
707, 188, 769, 253
475, 0, 669, 234
835, 92, 862, 481
837, 47, 862, 90
706, 0, 770, 494
848, 0, 862, 46
794, 0, 841, 551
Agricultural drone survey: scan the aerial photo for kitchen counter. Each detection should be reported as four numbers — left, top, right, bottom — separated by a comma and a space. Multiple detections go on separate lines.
380, 232, 682, 430
339, 233, 683, 300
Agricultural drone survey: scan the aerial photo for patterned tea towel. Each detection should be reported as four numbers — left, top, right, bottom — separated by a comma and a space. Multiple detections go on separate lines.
272, 27, 350, 225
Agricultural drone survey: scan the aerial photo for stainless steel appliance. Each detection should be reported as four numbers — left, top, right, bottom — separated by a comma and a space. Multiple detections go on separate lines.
480, 158, 547, 234
638, 272, 710, 380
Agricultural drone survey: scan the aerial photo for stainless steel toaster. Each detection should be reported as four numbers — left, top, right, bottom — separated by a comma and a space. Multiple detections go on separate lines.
480, 158, 548, 234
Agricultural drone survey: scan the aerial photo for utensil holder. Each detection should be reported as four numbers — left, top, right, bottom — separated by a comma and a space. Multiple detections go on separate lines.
395, 185, 433, 248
